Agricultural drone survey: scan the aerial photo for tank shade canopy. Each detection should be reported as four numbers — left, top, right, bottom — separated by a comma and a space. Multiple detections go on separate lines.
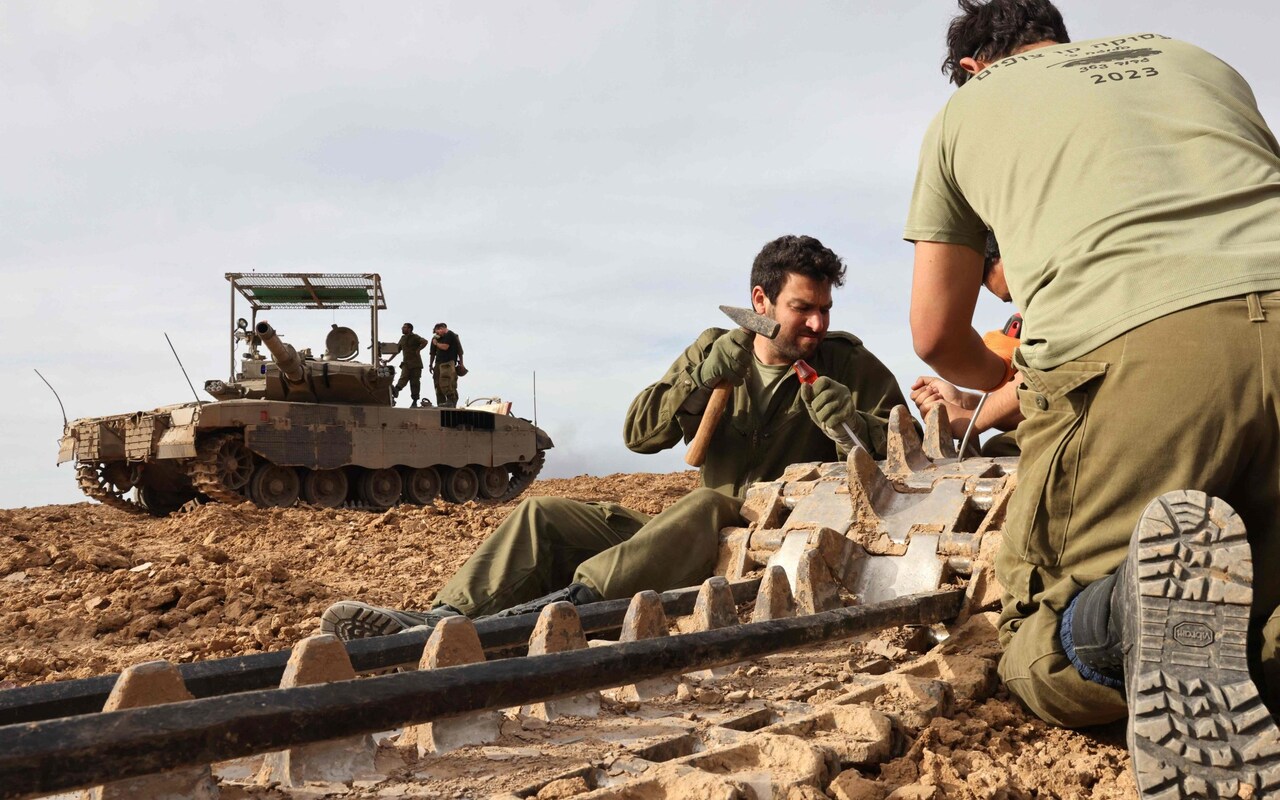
226, 273, 386, 310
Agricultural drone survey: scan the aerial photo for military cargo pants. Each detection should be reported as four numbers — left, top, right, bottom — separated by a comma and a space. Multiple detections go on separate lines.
980, 430, 1020, 458
393, 366, 422, 404
434, 362, 458, 407
433, 488, 744, 617
997, 292, 1280, 727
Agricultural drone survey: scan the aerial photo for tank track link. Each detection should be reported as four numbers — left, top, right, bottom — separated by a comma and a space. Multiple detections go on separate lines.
499, 449, 546, 502
186, 432, 250, 506
1127, 490, 1280, 799
74, 463, 146, 515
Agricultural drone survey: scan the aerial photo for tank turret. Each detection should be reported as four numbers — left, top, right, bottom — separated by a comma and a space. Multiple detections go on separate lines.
244, 319, 393, 405
255, 321, 305, 383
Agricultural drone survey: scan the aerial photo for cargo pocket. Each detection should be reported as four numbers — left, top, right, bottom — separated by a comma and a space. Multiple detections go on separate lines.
1005, 353, 1109, 568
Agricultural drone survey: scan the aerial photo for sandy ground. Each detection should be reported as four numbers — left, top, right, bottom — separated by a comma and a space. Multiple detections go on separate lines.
0, 472, 1138, 798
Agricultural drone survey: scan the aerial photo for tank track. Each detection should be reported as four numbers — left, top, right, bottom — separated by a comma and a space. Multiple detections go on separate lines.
18, 407, 1041, 798
186, 432, 250, 506
74, 463, 146, 515
500, 449, 546, 502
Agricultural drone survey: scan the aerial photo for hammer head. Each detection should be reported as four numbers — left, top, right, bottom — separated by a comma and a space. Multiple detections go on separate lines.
719, 305, 780, 340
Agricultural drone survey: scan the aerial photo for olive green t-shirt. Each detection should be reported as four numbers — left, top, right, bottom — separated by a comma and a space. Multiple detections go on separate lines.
745, 357, 793, 419
905, 34, 1280, 369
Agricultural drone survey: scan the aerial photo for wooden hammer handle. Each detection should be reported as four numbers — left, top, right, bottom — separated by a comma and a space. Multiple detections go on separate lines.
685, 381, 732, 467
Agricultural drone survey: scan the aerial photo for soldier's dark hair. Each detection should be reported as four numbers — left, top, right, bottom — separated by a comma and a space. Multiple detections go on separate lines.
433, 322, 447, 331
983, 231, 1000, 280
944, 0, 1069, 87
403, 322, 414, 331
751, 235, 846, 303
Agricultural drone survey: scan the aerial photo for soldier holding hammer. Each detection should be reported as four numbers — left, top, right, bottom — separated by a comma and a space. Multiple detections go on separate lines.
322, 235, 906, 637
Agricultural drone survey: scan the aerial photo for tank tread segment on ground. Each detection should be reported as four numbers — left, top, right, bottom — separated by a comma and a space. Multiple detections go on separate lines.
56, 272, 553, 515
6, 404, 1021, 800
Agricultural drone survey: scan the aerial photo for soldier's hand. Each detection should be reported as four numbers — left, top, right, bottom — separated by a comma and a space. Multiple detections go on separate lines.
695, 329, 753, 388
800, 376, 857, 436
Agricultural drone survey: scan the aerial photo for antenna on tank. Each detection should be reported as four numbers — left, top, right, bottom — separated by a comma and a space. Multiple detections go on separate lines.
533, 371, 538, 427
34, 369, 68, 425
165, 333, 204, 406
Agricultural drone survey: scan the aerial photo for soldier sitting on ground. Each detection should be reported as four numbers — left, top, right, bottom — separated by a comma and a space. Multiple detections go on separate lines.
321, 234, 908, 639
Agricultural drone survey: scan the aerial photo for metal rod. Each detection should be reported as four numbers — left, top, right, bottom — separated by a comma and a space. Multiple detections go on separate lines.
164, 333, 203, 406
0, 579, 760, 726
370, 274, 379, 369
229, 278, 235, 380
33, 370, 67, 426
0, 589, 962, 799
839, 421, 868, 454
958, 391, 988, 460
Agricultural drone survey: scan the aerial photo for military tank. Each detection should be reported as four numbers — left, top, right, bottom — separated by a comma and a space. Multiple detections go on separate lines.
57, 273, 552, 516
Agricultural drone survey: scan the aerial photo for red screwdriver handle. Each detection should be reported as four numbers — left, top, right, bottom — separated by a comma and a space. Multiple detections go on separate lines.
793, 359, 818, 385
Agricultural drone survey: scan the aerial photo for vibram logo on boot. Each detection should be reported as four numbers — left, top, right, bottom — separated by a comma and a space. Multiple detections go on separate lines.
1172, 621, 1214, 648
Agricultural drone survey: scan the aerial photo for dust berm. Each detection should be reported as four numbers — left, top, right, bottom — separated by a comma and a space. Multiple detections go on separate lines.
1, 472, 1137, 798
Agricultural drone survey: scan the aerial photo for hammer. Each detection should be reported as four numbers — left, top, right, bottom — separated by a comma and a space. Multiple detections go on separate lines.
685, 305, 780, 467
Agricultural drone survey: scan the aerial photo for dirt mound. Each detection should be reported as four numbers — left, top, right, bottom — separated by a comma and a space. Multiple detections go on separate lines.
0, 470, 1136, 797
0, 472, 697, 686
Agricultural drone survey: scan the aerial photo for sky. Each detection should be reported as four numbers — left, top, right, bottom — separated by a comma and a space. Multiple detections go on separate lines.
3, 1, 1277, 508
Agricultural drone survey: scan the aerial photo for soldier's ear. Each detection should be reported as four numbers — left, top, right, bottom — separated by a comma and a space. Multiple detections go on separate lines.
751, 286, 768, 315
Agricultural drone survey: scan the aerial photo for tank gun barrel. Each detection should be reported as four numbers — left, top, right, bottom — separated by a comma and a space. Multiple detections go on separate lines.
255, 321, 305, 383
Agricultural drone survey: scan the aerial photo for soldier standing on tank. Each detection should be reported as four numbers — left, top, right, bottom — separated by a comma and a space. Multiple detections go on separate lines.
429, 322, 464, 408
389, 323, 429, 408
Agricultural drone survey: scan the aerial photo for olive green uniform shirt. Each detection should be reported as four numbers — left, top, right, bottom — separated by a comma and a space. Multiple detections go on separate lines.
905, 34, 1280, 369
624, 328, 906, 498
396, 333, 428, 369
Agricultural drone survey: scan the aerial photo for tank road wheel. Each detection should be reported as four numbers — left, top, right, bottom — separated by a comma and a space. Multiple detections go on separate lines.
359, 468, 402, 509
499, 450, 546, 502
301, 469, 349, 509
76, 462, 146, 514
441, 466, 479, 504
402, 466, 441, 505
478, 466, 510, 500
188, 432, 253, 505
248, 464, 301, 508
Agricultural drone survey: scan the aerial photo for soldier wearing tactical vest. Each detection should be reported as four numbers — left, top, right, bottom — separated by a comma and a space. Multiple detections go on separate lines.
429, 322, 464, 408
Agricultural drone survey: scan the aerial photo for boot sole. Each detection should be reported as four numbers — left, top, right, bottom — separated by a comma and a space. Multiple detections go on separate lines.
320, 601, 411, 641
1126, 490, 1280, 798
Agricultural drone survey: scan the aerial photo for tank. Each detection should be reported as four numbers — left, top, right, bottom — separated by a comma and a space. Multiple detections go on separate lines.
57, 273, 553, 516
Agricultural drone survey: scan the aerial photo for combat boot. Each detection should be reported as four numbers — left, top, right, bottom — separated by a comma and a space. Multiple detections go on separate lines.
320, 601, 462, 641
490, 583, 603, 619
1071, 490, 1280, 798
